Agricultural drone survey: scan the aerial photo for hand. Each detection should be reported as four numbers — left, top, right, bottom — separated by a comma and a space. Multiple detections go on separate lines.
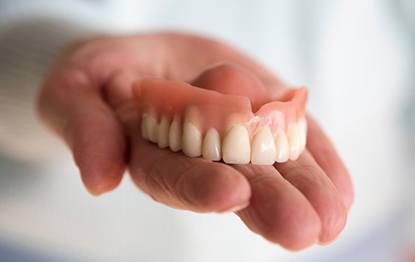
37, 33, 353, 250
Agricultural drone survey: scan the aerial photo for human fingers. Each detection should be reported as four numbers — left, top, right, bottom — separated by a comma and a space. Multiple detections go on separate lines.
305, 116, 354, 210
37, 67, 126, 195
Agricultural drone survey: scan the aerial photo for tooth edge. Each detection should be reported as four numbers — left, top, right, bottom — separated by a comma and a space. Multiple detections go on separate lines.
157, 115, 170, 148
141, 114, 149, 140
251, 126, 276, 165
288, 123, 301, 161
275, 130, 289, 163
202, 128, 221, 161
182, 122, 202, 157
222, 124, 251, 164
169, 115, 182, 152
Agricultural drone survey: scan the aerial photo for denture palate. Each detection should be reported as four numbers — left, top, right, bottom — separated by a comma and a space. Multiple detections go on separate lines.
134, 78, 308, 165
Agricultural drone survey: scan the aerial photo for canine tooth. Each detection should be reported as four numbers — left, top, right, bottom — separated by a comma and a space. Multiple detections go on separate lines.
157, 115, 170, 148
143, 111, 158, 143
202, 128, 221, 161
169, 115, 182, 152
298, 117, 307, 152
251, 126, 276, 165
182, 122, 202, 157
274, 130, 289, 163
181, 107, 202, 157
222, 124, 251, 164
288, 123, 301, 160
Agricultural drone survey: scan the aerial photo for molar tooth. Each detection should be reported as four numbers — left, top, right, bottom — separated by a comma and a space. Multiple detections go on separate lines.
202, 128, 221, 161
288, 123, 301, 160
298, 117, 307, 152
143, 111, 158, 143
157, 115, 170, 148
274, 130, 289, 163
251, 126, 276, 165
222, 124, 251, 164
149, 121, 159, 143
182, 122, 202, 157
168, 115, 182, 152
141, 113, 149, 140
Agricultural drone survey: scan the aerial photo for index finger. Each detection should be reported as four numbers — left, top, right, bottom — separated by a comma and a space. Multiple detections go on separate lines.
128, 134, 251, 213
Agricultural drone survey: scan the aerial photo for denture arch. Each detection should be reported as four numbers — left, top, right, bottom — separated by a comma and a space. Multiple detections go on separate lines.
134, 78, 308, 165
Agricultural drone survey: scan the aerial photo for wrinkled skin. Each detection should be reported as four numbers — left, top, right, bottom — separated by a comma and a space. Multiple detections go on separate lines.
37, 33, 353, 250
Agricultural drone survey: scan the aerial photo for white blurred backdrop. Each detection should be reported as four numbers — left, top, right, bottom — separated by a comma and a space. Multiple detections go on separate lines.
0, 0, 413, 261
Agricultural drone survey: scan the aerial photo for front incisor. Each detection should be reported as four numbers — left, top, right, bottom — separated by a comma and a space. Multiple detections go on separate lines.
202, 128, 221, 161
251, 126, 276, 165
222, 124, 251, 164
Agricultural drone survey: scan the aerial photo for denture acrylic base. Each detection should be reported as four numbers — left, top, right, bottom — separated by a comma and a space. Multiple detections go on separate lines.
135, 78, 308, 165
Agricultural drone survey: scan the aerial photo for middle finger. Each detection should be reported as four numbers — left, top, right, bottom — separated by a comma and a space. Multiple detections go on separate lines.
274, 150, 347, 244
234, 164, 321, 250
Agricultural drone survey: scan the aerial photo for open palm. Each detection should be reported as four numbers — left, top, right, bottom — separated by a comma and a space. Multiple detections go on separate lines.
38, 33, 353, 250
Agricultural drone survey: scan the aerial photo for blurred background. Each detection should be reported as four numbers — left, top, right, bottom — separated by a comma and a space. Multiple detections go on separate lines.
0, 0, 414, 261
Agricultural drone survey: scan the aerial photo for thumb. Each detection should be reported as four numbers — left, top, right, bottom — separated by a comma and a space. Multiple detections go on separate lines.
37, 68, 126, 195
192, 63, 268, 111
191, 62, 289, 112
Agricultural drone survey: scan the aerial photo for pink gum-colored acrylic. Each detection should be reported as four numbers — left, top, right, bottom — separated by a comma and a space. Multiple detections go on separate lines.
133, 78, 307, 138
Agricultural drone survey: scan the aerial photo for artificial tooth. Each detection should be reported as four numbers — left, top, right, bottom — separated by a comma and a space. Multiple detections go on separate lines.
298, 117, 307, 152
202, 128, 221, 161
157, 115, 170, 148
169, 115, 182, 152
143, 111, 158, 143
149, 122, 159, 143
222, 124, 251, 164
288, 123, 301, 160
181, 107, 202, 157
141, 114, 149, 140
182, 122, 202, 157
274, 130, 289, 163
251, 126, 276, 165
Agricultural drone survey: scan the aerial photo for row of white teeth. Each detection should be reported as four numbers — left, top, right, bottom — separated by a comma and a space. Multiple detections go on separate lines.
141, 113, 307, 165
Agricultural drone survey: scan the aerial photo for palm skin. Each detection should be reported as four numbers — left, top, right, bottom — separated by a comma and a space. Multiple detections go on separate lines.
37, 33, 353, 250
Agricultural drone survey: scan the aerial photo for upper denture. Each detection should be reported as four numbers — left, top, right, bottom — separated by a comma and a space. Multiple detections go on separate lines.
133, 78, 308, 165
